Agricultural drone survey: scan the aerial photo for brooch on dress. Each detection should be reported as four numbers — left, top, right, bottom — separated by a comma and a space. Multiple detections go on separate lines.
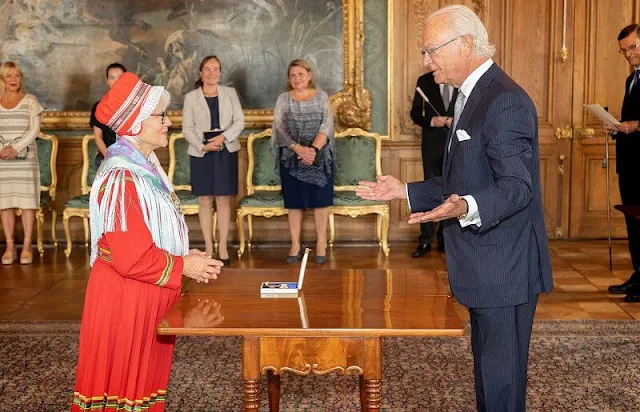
169, 191, 183, 216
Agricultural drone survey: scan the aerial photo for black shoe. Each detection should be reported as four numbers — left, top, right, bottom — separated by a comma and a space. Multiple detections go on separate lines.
286, 255, 299, 264
412, 243, 431, 258
220, 258, 231, 266
437, 242, 445, 252
315, 255, 327, 264
624, 293, 640, 303
608, 271, 640, 294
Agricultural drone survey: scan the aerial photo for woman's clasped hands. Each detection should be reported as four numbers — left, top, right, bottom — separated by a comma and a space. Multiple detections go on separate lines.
183, 249, 224, 283
293, 144, 316, 165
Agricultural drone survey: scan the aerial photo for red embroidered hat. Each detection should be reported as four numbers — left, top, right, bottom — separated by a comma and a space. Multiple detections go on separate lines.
95, 72, 161, 137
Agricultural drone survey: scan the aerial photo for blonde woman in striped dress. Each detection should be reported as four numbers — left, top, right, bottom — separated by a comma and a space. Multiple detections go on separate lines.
0, 62, 43, 265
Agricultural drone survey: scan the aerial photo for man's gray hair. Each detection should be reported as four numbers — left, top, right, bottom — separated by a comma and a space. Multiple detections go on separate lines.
428, 5, 495, 58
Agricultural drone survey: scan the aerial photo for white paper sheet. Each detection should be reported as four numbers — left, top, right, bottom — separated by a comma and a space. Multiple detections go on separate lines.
584, 104, 621, 126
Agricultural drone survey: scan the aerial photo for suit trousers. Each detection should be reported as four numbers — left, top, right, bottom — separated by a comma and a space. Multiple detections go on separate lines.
618, 172, 640, 271
418, 154, 444, 246
468, 295, 538, 412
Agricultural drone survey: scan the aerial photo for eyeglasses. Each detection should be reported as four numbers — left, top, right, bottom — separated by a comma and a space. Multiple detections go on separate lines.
420, 37, 459, 59
619, 42, 640, 55
150, 111, 167, 124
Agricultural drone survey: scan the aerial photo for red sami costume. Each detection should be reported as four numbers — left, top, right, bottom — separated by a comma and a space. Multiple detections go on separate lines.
72, 73, 188, 411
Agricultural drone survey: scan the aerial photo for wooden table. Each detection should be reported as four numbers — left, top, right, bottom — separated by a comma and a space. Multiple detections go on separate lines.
158, 268, 464, 411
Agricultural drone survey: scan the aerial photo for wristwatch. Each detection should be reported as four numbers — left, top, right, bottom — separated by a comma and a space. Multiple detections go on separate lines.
312, 145, 321, 153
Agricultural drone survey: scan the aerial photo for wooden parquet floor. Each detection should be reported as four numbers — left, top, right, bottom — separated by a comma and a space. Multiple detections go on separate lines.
1, 240, 639, 321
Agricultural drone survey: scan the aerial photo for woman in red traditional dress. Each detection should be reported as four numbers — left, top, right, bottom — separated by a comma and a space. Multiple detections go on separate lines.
71, 73, 223, 411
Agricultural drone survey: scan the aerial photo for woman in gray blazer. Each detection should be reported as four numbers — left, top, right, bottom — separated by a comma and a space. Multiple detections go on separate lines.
182, 55, 245, 264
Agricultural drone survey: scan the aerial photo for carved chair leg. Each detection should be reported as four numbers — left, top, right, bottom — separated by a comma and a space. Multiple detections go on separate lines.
82, 217, 89, 249
36, 209, 44, 257
381, 213, 390, 257
51, 208, 58, 246
247, 215, 254, 250
267, 370, 281, 412
63, 214, 72, 258
328, 212, 335, 248
376, 214, 382, 244
236, 212, 246, 258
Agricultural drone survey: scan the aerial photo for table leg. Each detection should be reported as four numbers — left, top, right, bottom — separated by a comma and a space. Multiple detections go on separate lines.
359, 375, 368, 412
361, 337, 382, 411
267, 370, 281, 411
242, 337, 260, 411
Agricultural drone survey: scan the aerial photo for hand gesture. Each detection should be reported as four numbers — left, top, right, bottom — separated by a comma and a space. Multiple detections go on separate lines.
356, 175, 406, 201
432, 116, 452, 128
182, 249, 223, 283
615, 121, 639, 135
408, 194, 467, 224
295, 145, 316, 165
0, 146, 17, 159
183, 298, 225, 328
601, 123, 618, 134
204, 134, 225, 152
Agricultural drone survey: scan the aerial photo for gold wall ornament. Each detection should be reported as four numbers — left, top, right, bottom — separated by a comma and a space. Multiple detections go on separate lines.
41, 0, 371, 132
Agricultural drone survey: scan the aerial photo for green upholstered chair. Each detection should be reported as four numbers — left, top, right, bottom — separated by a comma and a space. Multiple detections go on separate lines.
236, 128, 286, 258
62, 134, 96, 257
330, 128, 390, 255
35, 132, 59, 256
167, 133, 217, 249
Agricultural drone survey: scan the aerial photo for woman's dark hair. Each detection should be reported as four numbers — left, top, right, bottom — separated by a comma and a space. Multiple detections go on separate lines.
195, 55, 221, 89
105, 63, 127, 78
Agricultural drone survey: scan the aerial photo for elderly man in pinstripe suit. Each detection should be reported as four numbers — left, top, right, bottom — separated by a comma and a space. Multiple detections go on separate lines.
357, 5, 553, 411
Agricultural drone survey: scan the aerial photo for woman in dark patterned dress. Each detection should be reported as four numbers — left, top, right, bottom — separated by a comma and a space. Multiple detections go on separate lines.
271, 59, 335, 264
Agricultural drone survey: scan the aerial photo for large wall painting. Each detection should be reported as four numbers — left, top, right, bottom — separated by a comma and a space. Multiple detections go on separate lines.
1, 0, 371, 130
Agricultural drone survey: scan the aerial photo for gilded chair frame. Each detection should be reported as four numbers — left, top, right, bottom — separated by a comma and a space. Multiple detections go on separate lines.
36, 131, 59, 256
62, 134, 93, 257
236, 128, 287, 257
167, 132, 217, 250
329, 127, 390, 256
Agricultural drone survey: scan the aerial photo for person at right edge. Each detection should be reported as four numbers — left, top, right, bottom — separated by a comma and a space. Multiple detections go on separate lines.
356, 6, 553, 411
410, 72, 456, 257
604, 24, 640, 303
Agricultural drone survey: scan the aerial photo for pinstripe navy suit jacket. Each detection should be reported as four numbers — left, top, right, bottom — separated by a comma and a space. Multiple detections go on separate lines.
407, 63, 553, 308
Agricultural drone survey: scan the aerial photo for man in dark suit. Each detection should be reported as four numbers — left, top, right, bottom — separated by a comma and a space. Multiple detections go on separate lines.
604, 24, 640, 303
409, 73, 457, 257
357, 5, 553, 411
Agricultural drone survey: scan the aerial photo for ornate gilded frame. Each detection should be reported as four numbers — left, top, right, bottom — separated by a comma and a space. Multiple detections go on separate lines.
42, 0, 371, 132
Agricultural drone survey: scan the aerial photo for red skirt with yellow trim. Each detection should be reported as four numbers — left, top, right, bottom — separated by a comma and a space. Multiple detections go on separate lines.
71, 253, 181, 411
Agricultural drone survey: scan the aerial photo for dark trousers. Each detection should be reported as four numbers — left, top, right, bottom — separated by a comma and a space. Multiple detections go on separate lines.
469, 295, 538, 412
418, 155, 444, 245
619, 173, 640, 271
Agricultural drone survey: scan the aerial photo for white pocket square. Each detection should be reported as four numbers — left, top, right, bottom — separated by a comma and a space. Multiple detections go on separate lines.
456, 129, 471, 142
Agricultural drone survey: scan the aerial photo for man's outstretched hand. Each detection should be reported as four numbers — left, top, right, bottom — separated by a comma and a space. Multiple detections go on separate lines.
408, 194, 468, 224
356, 175, 406, 201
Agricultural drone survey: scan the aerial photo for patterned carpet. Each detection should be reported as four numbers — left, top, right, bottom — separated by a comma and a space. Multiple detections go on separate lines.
1, 320, 639, 411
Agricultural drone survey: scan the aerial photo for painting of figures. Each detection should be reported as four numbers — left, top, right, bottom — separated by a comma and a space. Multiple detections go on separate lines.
0, 0, 344, 111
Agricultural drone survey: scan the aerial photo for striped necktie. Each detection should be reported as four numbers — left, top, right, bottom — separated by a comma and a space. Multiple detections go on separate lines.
448, 91, 466, 152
